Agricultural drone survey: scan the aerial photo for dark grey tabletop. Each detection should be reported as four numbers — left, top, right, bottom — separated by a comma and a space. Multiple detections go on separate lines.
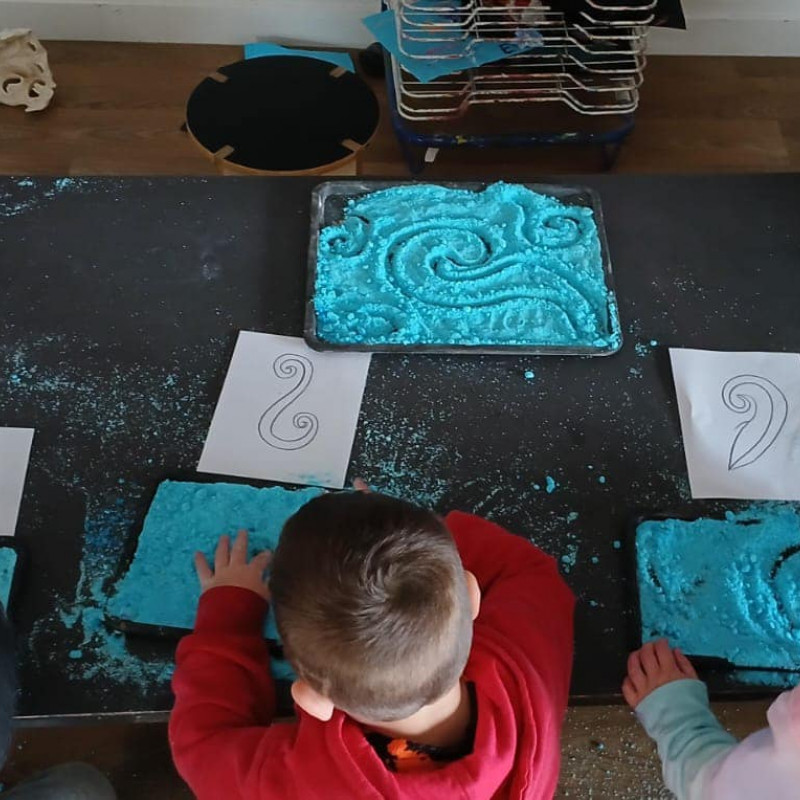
1, 174, 798, 721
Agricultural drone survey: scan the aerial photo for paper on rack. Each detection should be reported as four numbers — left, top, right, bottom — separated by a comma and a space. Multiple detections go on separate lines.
198, 333, 371, 489
670, 348, 800, 500
0, 428, 34, 536
363, 9, 541, 84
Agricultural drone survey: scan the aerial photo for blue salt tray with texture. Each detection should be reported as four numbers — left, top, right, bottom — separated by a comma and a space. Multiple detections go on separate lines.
635, 506, 800, 671
0, 542, 19, 613
107, 480, 324, 681
306, 181, 622, 356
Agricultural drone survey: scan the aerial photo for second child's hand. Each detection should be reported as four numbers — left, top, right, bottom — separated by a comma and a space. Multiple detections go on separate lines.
194, 529, 271, 601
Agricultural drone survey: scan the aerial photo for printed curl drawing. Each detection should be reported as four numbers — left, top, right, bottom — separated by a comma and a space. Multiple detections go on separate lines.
258, 354, 319, 451
721, 374, 788, 471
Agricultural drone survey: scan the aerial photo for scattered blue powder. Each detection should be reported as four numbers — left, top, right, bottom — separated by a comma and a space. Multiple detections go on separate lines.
533, 483, 541, 491
545, 475, 558, 494
634, 342, 650, 357
523, 369, 535, 381
567, 511, 579, 523
591, 556, 599, 565
612, 540, 622, 550
68, 649, 83, 659
637, 506, 800, 670
589, 600, 599, 607
560, 544, 578, 573
314, 182, 622, 349
628, 367, 642, 378
598, 475, 606, 484
0, 549, 17, 610
108, 481, 325, 681
649, 339, 658, 347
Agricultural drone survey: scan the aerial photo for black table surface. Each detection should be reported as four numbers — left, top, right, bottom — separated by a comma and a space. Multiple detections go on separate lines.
1, 174, 799, 721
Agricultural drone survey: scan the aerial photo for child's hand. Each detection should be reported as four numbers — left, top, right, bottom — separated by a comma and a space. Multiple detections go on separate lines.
353, 477, 371, 492
622, 639, 698, 709
194, 530, 271, 601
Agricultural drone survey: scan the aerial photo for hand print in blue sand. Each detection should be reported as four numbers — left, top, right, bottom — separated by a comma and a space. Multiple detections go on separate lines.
310, 182, 622, 354
636, 506, 800, 672
107, 481, 325, 681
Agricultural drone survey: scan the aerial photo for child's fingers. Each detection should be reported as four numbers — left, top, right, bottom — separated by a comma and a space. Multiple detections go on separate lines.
214, 535, 230, 571
231, 529, 249, 564
621, 676, 639, 708
251, 550, 272, 574
627, 650, 646, 690
654, 638, 673, 669
194, 551, 213, 584
675, 648, 698, 679
353, 478, 371, 493
640, 641, 659, 676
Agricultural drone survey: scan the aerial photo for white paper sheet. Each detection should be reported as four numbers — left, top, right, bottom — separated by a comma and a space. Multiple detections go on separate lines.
198, 332, 372, 489
0, 428, 34, 536
670, 348, 800, 500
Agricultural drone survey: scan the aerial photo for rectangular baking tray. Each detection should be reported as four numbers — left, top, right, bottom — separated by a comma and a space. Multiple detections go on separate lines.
304, 180, 623, 356
629, 513, 800, 676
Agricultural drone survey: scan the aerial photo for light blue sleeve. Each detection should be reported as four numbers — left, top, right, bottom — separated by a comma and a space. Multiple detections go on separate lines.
635, 679, 738, 800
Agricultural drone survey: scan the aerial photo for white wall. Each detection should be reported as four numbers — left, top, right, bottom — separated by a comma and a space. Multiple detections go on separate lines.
1, 0, 800, 56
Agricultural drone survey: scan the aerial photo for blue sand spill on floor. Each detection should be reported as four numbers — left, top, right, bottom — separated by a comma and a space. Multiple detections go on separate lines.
315, 182, 621, 349
637, 505, 800, 670
0, 549, 17, 610
108, 481, 325, 681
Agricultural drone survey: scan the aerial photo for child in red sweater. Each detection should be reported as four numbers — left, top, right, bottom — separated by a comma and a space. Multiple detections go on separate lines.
169, 486, 575, 799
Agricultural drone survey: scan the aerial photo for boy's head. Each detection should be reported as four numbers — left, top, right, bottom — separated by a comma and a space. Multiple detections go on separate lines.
270, 491, 478, 724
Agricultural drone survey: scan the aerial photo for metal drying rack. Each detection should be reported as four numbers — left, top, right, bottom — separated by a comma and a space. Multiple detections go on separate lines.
381, 0, 655, 171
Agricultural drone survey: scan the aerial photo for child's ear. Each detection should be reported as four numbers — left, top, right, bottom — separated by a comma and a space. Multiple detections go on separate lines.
465, 570, 481, 620
291, 679, 335, 722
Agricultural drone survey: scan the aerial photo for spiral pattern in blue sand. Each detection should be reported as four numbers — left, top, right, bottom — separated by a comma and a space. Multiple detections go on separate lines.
314, 182, 621, 348
637, 506, 800, 671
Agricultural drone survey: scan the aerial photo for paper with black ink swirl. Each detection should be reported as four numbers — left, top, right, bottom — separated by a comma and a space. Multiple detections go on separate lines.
198, 332, 371, 489
670, 348, 800, 500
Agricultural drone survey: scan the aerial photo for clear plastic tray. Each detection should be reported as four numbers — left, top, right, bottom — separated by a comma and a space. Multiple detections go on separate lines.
304, 180, 623, 356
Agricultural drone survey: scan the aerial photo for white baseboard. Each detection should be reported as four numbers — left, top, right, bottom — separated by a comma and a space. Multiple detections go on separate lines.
1, 0, 800, 56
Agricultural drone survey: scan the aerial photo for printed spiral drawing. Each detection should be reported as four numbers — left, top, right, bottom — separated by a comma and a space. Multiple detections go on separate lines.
721, 374, 788, 471
258, 354, 319, 451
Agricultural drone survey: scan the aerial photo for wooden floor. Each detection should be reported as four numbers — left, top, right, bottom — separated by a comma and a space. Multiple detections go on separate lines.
1, 42, 799, 176
0, 40, 796, 798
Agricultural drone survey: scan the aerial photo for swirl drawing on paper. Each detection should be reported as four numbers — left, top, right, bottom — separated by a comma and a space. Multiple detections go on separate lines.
721, 374, 788, 471
314, 182, 621, 349
258, 354, 319, 451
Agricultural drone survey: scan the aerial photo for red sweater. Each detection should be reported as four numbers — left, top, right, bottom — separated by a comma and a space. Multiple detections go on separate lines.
170, 511, 575, 799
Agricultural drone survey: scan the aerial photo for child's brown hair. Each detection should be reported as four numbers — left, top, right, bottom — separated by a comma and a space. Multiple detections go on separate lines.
270, 491, 473, 722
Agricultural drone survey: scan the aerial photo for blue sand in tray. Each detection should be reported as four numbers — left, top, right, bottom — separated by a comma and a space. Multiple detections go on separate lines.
637, 506, 800, 670
545, 476, 558, 494
107, 481, 325, 682
315, 182, 621, 349
0, 548, 16, 610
